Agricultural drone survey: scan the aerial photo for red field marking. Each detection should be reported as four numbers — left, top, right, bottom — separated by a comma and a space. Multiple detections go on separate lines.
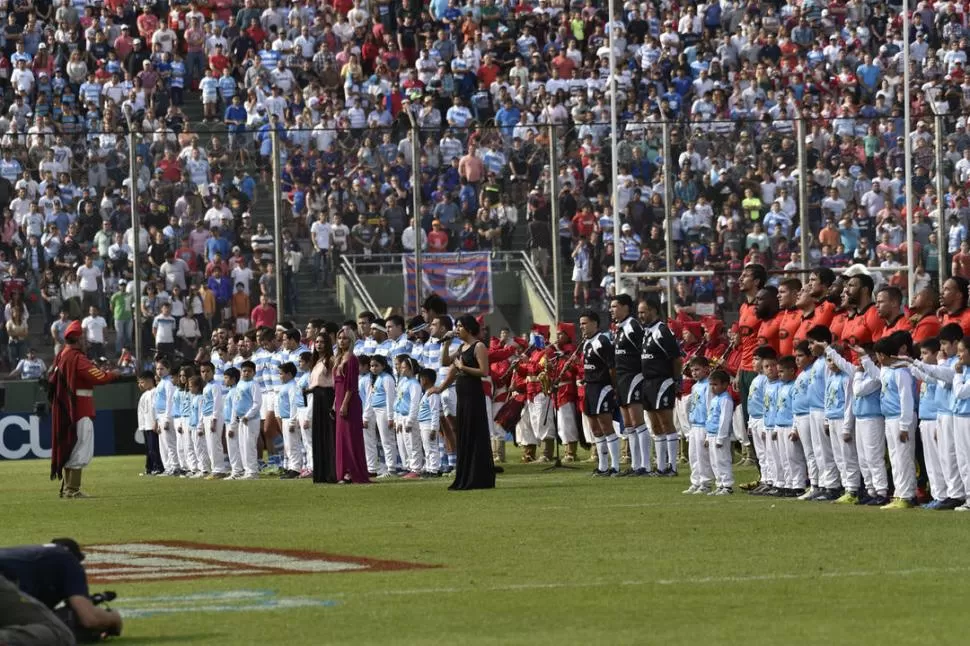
83, 541, 436, 583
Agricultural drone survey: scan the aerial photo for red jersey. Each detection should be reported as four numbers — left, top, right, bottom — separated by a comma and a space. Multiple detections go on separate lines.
910, 314, 942, 344
830, 310, 848, 343
879, 314, 912, 339
942, 307, 970, 335
777, 308, 802, 356
737, 299, 762, 371
757, 313, 782, 355
841, 304, 885, 361
793, 310, 822, 349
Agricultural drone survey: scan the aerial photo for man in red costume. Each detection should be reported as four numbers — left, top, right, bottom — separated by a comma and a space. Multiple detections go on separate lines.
486, 329, 517, 464
49, 320, 118, 498
552, 323, 580, 462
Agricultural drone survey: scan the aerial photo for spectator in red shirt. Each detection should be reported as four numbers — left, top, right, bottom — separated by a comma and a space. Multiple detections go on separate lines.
953, 240, 970, 279
250, 294, 277, 330
428, 220, 449, 252
571, 205, 596, 240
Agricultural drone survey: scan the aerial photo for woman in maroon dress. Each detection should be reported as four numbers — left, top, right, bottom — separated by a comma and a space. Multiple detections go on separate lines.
333, 329, 370, 484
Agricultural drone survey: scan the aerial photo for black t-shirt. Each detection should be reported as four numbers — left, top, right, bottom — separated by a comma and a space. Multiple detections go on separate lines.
612, 316, 644, 376
641, 319, 681, 379
583, 332, 613, 384
0, 545, 88, 609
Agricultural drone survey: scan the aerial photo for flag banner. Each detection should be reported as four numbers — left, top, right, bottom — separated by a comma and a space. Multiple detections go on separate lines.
403, 253, 493, 316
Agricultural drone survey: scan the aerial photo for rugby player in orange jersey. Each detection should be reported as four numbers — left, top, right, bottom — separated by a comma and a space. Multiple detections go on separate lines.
735, 264, 768, 421
806, 268, 838, 329
876, 285, 912, 339
907, 288, 942, 344
776, 277, 803, 356
755, 286, 782, 354
839, 272, 885, 361
793, 285, 821, 349
940, 276, 970, 335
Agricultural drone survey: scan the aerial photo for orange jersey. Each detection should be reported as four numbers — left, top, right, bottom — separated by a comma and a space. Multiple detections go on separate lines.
880, 314, 912, 339
793, 310, 824, 348
942, 308, 970, 336
830, 310, 848, 343
814, 301, 837, 328
777, 308, 802, 356
910, 314, 942, 344
737, 299, 763, 371
757, 313, 782, 355
841, 304, 885, 361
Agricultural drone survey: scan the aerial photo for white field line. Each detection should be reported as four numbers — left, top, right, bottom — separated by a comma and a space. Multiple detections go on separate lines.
327, 565, 970, 598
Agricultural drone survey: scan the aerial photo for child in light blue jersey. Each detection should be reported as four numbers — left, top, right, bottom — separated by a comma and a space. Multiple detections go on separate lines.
277, 362, 304, 478
153, 358, 177, 474
187, 375, 209, 478
417, 368, 443, 476
871, 334, 917, 510
683, 356, 713, 495
394, 355, 424, 478
761, 353, 783, 494
910, 323, 966, 509
296, 352, 313, 477
198, 361, 227, 479
909, 338, 946, 508
775, 356, 802, 496
804, 329, 841, 500
790, 344, 814, 499
704, 369, 735, 494
948, 335, 970, 512
232, 361, 263, 479
366, 355, 398, 479
851, 343, 890, 505
814, 334, 859, 505
222, 367, 242, 478
746, 346, 776, 493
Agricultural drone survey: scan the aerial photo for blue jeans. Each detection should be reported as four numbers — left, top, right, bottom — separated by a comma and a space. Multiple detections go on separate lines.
185, 51, 206, 88
115, 318, 132, 355
316, 249, 330, 285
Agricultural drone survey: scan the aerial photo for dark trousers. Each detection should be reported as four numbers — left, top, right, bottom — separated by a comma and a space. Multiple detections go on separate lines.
146, 430, 163, 474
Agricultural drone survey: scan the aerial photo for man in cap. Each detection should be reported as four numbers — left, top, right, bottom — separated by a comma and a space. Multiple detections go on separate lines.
47, 320, 119, 498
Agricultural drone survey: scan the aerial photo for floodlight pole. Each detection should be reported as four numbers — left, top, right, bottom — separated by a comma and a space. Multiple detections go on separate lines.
123, 107, 143, 372
270, 127, 285, 315
662, 120, 674, 318
405, 109, 423, 312
548, 123, 561, 326
903, 0, 915, 303
608, 0, 621, 297
796, 116, 809, 270
930, 101, 948, 287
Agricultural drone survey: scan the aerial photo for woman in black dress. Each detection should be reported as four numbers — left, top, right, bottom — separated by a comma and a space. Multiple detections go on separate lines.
435, 314, 496, 490
309, 332, 338, 483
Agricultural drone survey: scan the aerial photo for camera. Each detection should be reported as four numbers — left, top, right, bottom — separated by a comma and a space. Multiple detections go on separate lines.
54, 591, 119, 643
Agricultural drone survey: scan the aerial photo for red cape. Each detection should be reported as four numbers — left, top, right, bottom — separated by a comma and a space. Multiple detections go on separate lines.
48, 349, 82, 480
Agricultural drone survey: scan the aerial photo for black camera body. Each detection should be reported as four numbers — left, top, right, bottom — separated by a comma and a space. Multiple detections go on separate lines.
54, 591, 119, 643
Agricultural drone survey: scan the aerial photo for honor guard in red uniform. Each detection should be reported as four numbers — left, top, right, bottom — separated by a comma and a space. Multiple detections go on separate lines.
49, 320, 119, 498
487, 335, 517, 464
552, 323, 581, 462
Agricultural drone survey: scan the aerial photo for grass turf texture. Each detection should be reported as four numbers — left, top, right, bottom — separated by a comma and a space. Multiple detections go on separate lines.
2, 451, 968, 646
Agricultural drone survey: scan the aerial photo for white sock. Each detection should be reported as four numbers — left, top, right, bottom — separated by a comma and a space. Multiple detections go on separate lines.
606, 434, 621, 470
636, 425, 652, 471
654, 435, 668, 473
626, 432, 640, 470
596, 437, 608, 472
666, 434, 680, 472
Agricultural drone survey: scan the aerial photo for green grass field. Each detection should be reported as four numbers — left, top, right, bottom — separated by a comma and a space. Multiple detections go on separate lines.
3, 451, 970, 645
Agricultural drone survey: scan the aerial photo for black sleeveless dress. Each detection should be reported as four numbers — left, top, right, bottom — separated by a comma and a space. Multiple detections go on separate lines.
449, 342, 496, 490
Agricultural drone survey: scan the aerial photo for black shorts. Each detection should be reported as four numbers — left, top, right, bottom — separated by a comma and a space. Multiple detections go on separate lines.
583, 383, 616, 417
642, 376, 676, 412
615, 372, 643, 407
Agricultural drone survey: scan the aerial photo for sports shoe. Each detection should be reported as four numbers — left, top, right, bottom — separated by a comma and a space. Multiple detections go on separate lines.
706, 487, 721, 496
591, 469, 612, 478
616, 468, 638, 477
376, 472, 397, 480
922, 500, 945, 510
939, 498, 965, 510
713, 487, 734, 496
797, 487, 817, 501
865, 495, 890, 506
401, 472, 421, 480
682, 484, 699, 494
693, 486, 712, 495
833, 491, 859, 505
634, 468, 650, 476
763, 487, 782, 497
882, 498, 915, 510
279, 470, 300, 480
660, 468, 678, 478
813, 488, 839, 501
189, 471, 205, 479
955, 501, 970, 512
238, 474, 259, 480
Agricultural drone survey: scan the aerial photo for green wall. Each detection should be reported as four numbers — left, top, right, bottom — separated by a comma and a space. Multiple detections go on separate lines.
2, 380, 139, 412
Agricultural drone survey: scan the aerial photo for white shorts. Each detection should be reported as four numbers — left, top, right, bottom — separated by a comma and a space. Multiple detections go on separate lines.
441, 387, 457, 417
260, 391, 277, 420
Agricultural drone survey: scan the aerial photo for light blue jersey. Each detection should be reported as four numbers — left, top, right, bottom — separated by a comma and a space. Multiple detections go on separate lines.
774, 380, 795, 428
687, 378, 709, 427
747, 373, 767, 420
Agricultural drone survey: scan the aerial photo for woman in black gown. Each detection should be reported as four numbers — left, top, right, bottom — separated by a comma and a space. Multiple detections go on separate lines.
435, 314, 496, 490
309, 333, 338, 483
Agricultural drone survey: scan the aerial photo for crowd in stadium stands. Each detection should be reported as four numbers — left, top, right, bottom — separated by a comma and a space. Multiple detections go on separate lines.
1, 0, 970, 377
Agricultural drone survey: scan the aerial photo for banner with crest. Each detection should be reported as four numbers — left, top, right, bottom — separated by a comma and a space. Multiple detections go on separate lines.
402, 253, 493, 316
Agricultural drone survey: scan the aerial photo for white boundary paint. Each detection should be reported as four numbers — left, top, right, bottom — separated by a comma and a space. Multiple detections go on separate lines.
116, 590, 337, 619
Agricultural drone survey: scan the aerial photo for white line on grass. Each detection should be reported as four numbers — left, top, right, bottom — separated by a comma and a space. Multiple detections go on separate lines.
329, 565, 970, 598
